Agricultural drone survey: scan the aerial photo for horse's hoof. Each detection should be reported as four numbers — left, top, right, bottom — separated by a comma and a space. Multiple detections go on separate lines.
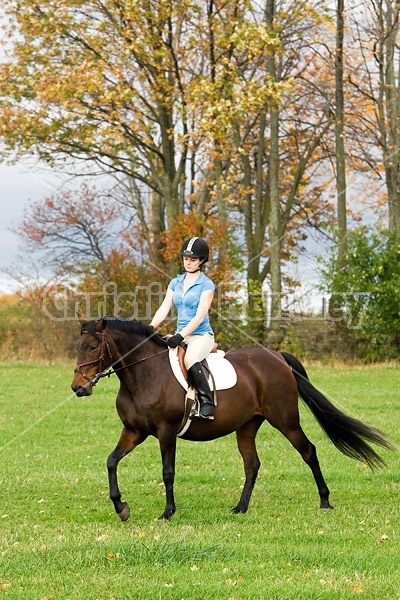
157, 512, 172, 520
157, 508, 175, 520
118, 503, 131, 521
231, 505, 247, 514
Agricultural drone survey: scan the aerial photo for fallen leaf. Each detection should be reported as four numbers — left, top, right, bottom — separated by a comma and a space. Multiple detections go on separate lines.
225, 578, 244, 587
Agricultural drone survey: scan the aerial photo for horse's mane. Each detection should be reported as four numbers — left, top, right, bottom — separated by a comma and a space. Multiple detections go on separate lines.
82, 317, 167, 348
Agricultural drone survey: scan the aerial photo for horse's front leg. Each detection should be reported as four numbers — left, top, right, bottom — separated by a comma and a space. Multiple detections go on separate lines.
107, 426, 148, 522
158, 431, 177, 520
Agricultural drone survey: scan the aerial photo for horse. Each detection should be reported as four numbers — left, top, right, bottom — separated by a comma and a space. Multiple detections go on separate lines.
71, 317, 393, 522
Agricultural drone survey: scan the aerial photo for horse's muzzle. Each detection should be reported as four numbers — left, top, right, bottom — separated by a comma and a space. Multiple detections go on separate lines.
71, 383, 93, 397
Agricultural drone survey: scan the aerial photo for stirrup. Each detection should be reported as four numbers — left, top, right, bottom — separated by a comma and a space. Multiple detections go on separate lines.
189, 410, 214, 421
189, 401, 214, 421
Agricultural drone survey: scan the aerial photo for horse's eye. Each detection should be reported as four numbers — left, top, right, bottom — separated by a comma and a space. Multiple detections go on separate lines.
89, 344, 98, 351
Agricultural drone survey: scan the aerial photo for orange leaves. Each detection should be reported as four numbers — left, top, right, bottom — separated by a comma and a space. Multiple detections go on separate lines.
159, 213, 206, 264
15, 182, 120, 267
159, 212, 242, 285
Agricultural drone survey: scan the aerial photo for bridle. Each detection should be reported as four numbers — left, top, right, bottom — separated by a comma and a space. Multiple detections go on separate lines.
74, 329, 169, 388
74, 330, 113, 385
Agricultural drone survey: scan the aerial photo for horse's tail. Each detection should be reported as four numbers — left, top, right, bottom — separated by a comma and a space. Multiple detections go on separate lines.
280, 351, 395, 469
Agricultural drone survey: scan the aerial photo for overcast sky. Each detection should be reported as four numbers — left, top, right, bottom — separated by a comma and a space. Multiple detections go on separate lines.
0, 157, 386, 312
0, 162, 66, 293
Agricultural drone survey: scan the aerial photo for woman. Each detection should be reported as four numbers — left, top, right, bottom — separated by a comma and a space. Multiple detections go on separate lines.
150, 237, 215, 420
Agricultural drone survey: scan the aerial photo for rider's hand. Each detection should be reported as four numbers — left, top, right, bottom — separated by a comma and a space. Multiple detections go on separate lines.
167, 333, 184, 348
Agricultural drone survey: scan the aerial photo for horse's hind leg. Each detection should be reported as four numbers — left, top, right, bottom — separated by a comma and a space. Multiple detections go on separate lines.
284, 426, 333, 509
107, 426, 148, 521
232, 417, 264, 514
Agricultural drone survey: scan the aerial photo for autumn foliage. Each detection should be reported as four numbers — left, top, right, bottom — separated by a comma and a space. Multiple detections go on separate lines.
1, 1, 400, 358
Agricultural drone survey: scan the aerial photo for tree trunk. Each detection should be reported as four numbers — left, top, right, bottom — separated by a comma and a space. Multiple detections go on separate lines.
383, 0, 400, 232
149, 188, 164, 263
265, 0, 283, 347
268, 103, 283, 338
336, 0, 347, 264
373, 0, 400, 232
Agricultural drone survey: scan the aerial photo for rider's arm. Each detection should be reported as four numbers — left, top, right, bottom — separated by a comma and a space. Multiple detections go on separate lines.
150, 287, 174, 329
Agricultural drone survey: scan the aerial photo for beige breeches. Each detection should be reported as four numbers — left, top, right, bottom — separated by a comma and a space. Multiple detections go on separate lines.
183, 333, 215, 369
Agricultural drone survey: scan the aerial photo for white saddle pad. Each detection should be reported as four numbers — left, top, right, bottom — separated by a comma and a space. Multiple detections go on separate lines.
169, 348, 237, 391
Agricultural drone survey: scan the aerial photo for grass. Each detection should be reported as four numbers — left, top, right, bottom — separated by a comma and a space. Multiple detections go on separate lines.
0, 362, 399, 599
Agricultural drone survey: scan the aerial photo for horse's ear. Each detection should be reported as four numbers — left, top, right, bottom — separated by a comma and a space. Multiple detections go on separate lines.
76, 311, 87, 327
95, 318, 107, 332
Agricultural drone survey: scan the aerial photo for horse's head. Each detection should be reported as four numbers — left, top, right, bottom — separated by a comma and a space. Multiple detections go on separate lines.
71, 316, 167, 396
71, 318, 111, 397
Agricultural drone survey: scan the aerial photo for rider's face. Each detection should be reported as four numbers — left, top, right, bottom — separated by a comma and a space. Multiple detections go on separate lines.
183, 256, 202, 272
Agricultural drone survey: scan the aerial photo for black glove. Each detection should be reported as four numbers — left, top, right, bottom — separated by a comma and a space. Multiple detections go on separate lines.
167, 333, 184, 348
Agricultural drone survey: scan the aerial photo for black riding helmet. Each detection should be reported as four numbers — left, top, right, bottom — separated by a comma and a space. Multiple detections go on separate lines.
180, 237, 209, 264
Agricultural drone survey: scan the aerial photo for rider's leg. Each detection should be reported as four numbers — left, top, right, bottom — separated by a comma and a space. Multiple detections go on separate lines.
184, 333, 215, 421
187, 362, 214, 420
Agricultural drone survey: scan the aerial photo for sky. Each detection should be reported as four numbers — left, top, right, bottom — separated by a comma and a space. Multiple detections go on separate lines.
0, 162, 66, 293
0, 158, 327, 315
0, 157, 385, 313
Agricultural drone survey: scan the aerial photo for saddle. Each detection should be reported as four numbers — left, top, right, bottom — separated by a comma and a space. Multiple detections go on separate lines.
167, 343, 237, 437
176, 343, 219, 383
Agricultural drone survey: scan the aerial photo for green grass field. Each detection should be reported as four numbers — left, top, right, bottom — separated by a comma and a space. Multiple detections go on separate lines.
0, 362, 399, 599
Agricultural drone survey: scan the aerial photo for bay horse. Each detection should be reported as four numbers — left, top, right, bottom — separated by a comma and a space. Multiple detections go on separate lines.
71, 317, 393, 522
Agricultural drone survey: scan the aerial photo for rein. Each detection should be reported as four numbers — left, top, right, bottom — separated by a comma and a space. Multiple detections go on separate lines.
74, 330, 169, 388
93, 348, 169, 386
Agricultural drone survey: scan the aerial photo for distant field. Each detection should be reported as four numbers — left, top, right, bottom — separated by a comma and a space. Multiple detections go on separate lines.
0, 362, 399, 599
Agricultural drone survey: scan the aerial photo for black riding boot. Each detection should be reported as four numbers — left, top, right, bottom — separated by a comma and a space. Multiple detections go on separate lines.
187, 362, 214, 421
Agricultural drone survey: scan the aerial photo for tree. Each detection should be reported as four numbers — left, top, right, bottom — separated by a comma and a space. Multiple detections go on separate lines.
15, 183, 123, 274
4, 0, 386, 353
347, 0, 400, 232
1, 0, 286, 280
225, 1, 336, 344
0, 0, 201, 254
321, 227, 400, 360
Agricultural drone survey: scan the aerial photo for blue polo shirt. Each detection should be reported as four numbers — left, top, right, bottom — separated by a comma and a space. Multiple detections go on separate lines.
169, 272, 214, 335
